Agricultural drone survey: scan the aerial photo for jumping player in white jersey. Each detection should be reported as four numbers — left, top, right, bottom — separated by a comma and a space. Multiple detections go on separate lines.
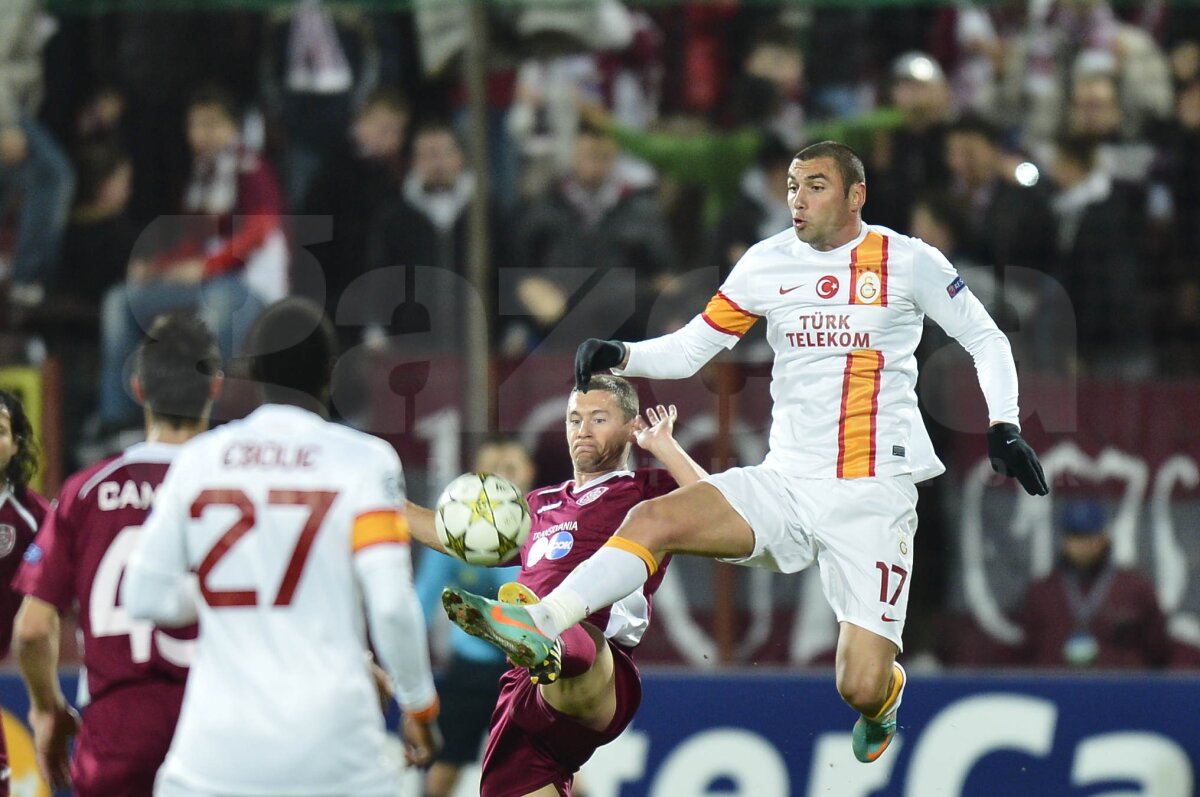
441, 140, 1049, 764
123, 297, 441, 795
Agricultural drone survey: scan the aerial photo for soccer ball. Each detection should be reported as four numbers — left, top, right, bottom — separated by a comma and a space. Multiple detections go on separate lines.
435, 472, 531, 566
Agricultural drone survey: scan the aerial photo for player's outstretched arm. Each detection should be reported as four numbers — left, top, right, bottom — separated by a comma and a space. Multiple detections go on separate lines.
575, 316, 733, 390
13, 597, 80, 792
405, 500, 447, 555
633, 404, 708, 487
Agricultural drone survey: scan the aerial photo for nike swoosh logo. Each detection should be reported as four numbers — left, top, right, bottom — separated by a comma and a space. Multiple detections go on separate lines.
490, 604, 544, 636
881, 613, 899, 623
778, 284, 805, 295
1006, 439, 1018, 445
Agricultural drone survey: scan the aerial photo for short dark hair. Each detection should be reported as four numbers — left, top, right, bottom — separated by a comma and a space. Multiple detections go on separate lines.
246, 297, 338, 405
74, 143, 130, 208
793, 141, 866, 196
361, 85, 410, 117
573, 375, 639, 422
187, 83, 240, 124
947, 112, 1002, 145
1054, 134, 1099, 172
136, 312, 221, 427
411, 118, 461, 147
912, 191, 969, 245
0, 389, 38, 493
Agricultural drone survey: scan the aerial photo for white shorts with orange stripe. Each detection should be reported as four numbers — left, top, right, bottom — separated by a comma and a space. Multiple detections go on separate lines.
704, 465, 918, 649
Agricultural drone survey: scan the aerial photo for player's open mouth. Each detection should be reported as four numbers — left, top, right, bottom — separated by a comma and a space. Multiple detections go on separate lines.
793, 218, 806, 227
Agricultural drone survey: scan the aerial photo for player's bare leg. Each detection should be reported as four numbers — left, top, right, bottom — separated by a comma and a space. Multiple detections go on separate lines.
538, 624, 617, 732
495, 583, 617, 733
423, 762, 460, 797
444, 483, 752, 666
837, 622, 905, 763
617, 481, 755, 560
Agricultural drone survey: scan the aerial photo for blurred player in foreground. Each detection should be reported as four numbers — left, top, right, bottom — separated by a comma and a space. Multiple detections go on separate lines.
14, 312, 219, 795
414, 438, 527, 797
444, 140, 1049, 764
0, 390, 50, 795
123, 297, 440, 796
411, 376, 706, 797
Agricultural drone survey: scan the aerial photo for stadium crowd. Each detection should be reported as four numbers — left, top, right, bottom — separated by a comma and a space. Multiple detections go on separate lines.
2, 0, 1197, 676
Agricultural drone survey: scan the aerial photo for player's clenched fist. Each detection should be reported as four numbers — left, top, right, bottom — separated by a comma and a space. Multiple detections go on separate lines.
575, 339, 627, 392
987, 422, 1049, 496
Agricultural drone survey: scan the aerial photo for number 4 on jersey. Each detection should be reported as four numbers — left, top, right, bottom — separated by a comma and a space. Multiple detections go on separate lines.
92, 526, 194, 666
192, 489, 338, 608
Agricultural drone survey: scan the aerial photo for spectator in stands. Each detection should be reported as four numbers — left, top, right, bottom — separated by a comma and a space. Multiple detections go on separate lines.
1015, 500, 1169, 669
415, 437, 530, 797
300, 87, 409, 340
711, 134, 793, 279
1066, 72, 1157, 185
506, 13, 664, 204
508, 124, 674, 351
868, 51, 954, 233
0, 0, 75, 310
95, 85, 286, 433
1151, 79, 1200, 373
944, 114, 1057, 272
260, 0, 384, 207
1048, 135, 1148, 376
999, 0, 1172, 150
57, 144, 136, 314
366, 120, 509, 352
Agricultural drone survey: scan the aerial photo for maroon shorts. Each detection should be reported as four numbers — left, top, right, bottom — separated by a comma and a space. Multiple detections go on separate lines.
479, 640, 641, 797
72, 681, 184, 797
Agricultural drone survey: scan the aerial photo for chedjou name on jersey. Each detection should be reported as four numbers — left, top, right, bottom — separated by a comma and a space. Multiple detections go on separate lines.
784, 314, 871, 349
222, 442, 319, 469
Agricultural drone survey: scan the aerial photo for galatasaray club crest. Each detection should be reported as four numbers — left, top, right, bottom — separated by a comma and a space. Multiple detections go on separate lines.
856, 271, 880, 303
0, 525, 17, 558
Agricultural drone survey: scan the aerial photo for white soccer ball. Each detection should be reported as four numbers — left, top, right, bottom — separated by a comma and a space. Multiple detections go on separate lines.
434, 472, 531, 566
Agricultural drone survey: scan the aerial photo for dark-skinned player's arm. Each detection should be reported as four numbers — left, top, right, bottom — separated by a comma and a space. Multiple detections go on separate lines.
405, 500, 448, 555
14, 597, 80, 792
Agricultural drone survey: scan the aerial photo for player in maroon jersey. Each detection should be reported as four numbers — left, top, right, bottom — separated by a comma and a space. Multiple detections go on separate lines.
12, 312, 222, 796
0, 390, 50, 795
408, 375, 706, 797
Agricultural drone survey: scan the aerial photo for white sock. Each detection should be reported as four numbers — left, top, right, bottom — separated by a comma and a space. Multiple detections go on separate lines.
526, 544, 654, 637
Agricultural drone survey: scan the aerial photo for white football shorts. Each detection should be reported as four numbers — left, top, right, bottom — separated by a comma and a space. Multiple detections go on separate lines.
704, 465, 918, 649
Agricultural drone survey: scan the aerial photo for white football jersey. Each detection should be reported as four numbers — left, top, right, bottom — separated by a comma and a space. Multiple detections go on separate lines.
620, 223, 1020, 481
129, 404, 431, 795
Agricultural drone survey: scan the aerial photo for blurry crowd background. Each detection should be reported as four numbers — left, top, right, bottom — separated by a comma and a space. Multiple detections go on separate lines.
1, 0, 1198, 670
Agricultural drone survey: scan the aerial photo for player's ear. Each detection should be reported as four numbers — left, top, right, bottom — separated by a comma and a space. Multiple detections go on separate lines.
850, 181, 866, 213
210, 370, 225, 400
131, 375, 145, 404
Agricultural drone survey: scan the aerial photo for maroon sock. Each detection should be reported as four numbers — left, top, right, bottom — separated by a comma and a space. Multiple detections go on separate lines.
559, 624, 598, 679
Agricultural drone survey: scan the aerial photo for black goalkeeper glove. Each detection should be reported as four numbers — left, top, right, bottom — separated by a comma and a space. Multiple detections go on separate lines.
575, 339, 627, 392
987, 422, 1049, 496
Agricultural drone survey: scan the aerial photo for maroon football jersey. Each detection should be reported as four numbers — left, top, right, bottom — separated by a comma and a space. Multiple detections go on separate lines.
13, 442, 196, 703
520, 468, 676, 646
0, 485, 49, 658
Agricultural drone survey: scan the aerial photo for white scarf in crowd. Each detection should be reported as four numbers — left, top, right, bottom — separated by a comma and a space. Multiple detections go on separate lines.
404, 171, 476, 233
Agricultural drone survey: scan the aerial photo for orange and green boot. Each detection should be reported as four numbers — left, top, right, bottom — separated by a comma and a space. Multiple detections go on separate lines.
442, 586, 555, 669
851, 661, 906, 763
